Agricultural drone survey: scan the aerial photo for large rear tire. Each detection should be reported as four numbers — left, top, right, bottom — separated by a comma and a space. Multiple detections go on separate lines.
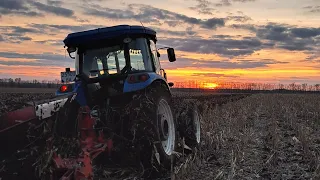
126, 81, 178, 177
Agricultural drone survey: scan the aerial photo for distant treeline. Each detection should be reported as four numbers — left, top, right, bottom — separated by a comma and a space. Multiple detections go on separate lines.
171, 88, 320, 94
1, 78, 320, 94
173, 80, 320, 92
0, 78, 61, 89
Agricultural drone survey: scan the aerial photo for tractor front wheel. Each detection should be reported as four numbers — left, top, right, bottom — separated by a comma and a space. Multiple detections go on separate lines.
177, 101, 201, 149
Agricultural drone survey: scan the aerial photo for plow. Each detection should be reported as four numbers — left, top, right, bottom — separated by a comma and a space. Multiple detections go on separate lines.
0, 25, 202, 179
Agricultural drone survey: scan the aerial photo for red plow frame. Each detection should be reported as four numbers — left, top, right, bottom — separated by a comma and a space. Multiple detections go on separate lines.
0, 99, 113, 180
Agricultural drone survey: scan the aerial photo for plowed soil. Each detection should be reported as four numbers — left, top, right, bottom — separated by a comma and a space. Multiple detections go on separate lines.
1, 90, 320, 179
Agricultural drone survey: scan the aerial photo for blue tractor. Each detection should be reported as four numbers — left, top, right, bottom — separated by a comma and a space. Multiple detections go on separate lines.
37, 25, 201, 179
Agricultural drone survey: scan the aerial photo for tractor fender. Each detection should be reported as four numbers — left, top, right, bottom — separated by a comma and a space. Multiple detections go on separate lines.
123, 72, 171, 94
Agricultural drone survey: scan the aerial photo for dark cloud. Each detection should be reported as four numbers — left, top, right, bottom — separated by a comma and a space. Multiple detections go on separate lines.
290, 28, 320, 38
0, 60, 54, 66
233, 0, 256, 2
0, 0, 27, 10
84, 4, 226, 30
2, 33, 32, 43
232, 23, 320, 53
189, 0, 215, 15
151, 27, 197, 37
47, 0, 62, 6
230, 24, 256, 31
0, 0, 74, 18
161, 57, 284, 70
0, 0, 42, 17
29, 24, 101, 34
0, 52, 66, 61
0, 25, 43, 43
0, 59, 73, 68
191, 73, 239, 78
212, 35, 236, 38
0, 52, 73, 67
215, 0, 232, 7
158, 37, 262, 57
34, 40, 64, 46
1, 26, 42, 34
256, 24, 320, 51
31, 1, 74, 17
214, 0, 256, 7
227, 15, 252, 22
303, 5, 320, 13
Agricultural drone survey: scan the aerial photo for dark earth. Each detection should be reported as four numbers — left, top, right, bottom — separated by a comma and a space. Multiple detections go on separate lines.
1, 89, 319, 179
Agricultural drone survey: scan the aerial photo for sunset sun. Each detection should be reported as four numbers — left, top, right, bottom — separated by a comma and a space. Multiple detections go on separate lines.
203, 82, 219, 89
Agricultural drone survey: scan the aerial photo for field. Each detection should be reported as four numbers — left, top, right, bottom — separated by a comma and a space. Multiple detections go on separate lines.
1, 88, 320, 179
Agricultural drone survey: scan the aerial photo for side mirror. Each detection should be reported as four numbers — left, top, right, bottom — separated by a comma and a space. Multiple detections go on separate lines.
67, 46, 76, 59
168, 82, 174, 87
167, 48, 176, 62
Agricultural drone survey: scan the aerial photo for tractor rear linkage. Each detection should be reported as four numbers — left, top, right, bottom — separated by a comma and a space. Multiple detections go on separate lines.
48, 106, 113, 180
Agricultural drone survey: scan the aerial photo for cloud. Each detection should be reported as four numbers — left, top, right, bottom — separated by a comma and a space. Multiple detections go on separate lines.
2, 33, 32, 43
227, 15, 252, 23
303, 5, 320, 13
214, 0, 256, 7
47, 0, 62, 6
0, 0, 28, 10
158, 37, 262, 57
189, 0, 216, 15
0, 60, 55, 66
30, 1, 74, 17
0, 52, 66, 61
83, 3, 226, 30
290, 28, 320, 38
0, 0, 42, 17
34, 40, 64, 46
230, 24, 256, 31
191, 72, 239, 78
215, 0, 232, 7
1, 26, 42, 34
0, 51, 73, 67
231, 22, 320, 53
29, 24, 102, 34
0, 0, 74, 18
150, 27, 198, 37
161, 57, 285, 70
0, 25, 43, 43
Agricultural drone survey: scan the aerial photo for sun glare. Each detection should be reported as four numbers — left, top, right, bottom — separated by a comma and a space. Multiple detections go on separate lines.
203, 82, 219, 89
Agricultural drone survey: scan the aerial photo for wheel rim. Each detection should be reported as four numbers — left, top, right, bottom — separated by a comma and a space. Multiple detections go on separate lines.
194, 110, 201, 144
157, 99, 175, 156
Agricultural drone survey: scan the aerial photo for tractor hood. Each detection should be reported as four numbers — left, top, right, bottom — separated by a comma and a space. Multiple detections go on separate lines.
63, 25, 157, 49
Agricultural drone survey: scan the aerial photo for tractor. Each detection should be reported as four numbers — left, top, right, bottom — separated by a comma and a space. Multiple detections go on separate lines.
0, 25, 201, 179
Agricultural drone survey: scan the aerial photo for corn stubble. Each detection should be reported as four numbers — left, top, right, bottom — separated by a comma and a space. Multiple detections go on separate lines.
1, 92, 320, 180
181, 93, 320, 180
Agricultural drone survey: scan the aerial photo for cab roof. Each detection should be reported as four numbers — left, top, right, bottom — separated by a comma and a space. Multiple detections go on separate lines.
63, 25, 157, 47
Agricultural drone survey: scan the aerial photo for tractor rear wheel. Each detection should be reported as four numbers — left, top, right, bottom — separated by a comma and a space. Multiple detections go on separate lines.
127, 82, 177, 176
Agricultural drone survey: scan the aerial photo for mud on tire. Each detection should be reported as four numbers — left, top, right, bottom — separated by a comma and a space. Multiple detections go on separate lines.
125, 81, 178, 177
176, 100, 201, 149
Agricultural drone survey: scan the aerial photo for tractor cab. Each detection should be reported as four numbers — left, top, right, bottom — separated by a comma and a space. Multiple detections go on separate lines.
57, 25, 176, 103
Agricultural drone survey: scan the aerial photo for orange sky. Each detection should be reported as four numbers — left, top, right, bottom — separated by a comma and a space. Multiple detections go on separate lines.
0, 0, 320, 85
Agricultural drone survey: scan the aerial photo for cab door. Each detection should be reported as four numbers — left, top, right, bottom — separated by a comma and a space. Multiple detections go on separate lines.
149, 39, 167, 80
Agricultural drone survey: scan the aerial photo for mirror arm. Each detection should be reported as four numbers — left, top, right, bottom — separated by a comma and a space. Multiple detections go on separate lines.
160, 68, 167, 80
157, 47, 171, 51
